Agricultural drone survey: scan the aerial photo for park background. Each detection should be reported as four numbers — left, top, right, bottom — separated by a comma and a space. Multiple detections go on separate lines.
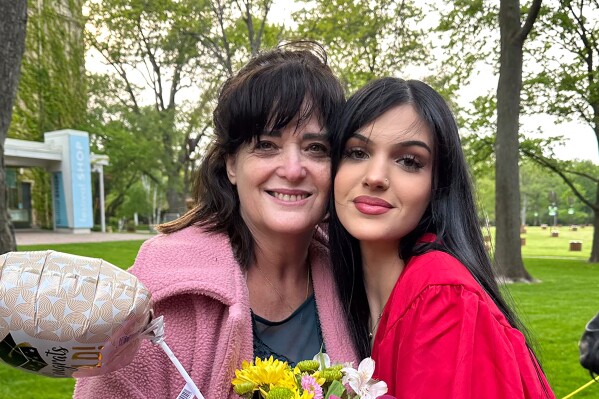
1, 0, 599, 398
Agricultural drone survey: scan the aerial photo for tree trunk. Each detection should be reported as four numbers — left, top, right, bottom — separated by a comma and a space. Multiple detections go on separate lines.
591, 103, 599, 263
166, 176, 185, 215
495, 0, 534, 281
0, 0, 28, 254
591, 182, 599, 263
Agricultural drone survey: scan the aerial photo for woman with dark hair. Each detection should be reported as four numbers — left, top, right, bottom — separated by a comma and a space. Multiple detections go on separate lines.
329, 77, 555, 398
74, 42, 358, 399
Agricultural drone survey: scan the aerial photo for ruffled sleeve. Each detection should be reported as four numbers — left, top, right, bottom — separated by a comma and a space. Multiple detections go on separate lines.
372, 283, 554, 399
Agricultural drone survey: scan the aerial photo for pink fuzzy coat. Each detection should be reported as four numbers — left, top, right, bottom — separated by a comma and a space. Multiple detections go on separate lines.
73, 226, 358, 398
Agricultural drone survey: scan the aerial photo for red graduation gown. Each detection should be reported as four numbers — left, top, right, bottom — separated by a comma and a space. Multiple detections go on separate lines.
371, 249, 555, 399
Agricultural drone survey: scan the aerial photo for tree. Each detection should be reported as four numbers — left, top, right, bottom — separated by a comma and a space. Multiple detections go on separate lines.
494, 0, 542, 281
523, 0, 599, 262
87, 0, 281, 214
436, 0, 543, 280
294, 0, 428, 93
0, 0, 27, 254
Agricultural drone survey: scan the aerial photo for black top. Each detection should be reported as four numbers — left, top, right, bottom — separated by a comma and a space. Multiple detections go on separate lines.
251, 294, 325, 366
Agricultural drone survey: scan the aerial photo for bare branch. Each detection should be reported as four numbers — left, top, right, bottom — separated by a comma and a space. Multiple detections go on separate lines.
517, 0, 543, 43
111, 62, 141, 113
136, 16, 165, 111
522, 148, 598, 210
574, 103, 593, 124
168, 62, 183, 110
566, 168, 599, 182
255, 0, 274, 54
565, 0, 596, 85
90, 38, 141, 113
210, 0, 234, 75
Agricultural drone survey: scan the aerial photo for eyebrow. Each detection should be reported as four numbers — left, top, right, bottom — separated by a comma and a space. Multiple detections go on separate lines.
351, 132, 432, 154
264, 130, 329, 140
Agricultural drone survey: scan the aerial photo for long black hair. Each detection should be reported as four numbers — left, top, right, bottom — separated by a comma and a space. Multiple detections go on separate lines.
160, 41, 344, 268
329, 77, 533, 361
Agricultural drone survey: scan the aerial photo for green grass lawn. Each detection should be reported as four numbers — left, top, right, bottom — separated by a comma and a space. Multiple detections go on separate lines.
1, 229, 598, 398
507, 258, 599, 398
14, 240, 147, 268
520, 224, 594, 260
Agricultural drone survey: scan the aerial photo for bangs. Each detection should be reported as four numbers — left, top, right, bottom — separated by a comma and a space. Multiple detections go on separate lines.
224, 59, 340, 150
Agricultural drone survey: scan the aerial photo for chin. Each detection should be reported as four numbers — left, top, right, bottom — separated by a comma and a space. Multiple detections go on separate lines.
344, 225, 404, 244
267, 221, 316, 236
352, 234, 391, 243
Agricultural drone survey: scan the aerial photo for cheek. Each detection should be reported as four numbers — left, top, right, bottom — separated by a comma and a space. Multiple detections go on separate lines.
312, 162, 331, 193
413, 182, 432, 216
333, 165, 353, 198
333, 177, 345, 198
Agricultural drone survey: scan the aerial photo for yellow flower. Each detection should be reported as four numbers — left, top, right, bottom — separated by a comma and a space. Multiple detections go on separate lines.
296, 390, 314, 399
232, 356, 297, 393
309, 371, 327, 386
265, 386, 315, 399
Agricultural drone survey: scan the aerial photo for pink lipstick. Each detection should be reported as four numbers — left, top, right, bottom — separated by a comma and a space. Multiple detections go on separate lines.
353, 196, 393, 215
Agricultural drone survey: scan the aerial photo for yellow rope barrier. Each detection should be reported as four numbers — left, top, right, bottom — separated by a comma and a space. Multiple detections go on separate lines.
561, 379, 597, 399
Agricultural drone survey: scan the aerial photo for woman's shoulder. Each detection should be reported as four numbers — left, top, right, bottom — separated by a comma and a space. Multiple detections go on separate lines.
399, 250, 484, 299
129, 226, 244, 302
143, 225, 231, 250
387, 250, 509, 329
135, 226, 234, 263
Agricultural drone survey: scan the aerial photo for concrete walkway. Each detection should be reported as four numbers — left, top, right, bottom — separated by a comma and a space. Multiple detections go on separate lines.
15, 229, 154, 246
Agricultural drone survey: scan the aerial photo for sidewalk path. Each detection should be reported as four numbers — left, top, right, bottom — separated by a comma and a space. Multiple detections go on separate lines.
15, 230, 154, 246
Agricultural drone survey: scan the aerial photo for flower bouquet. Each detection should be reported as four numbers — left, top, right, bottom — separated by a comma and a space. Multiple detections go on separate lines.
231, 352, 391, 399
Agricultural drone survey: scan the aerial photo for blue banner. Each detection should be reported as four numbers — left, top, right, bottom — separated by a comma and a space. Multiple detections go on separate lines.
68, 135, 93, 228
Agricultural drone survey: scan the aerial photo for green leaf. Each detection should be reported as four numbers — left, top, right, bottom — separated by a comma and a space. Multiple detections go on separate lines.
324, 380, 346, 399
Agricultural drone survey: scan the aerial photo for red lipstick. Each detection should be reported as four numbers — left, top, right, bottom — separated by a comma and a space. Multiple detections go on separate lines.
353, 196, 393, 215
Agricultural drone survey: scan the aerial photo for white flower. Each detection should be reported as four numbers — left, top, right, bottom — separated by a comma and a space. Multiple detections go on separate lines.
341, 357, 388, 399
312, 351, 331, 370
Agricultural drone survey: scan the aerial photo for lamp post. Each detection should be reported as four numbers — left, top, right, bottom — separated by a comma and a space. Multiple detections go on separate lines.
548, 205, 558, 226
548, 190, 558, 226
91, 154, 109, 233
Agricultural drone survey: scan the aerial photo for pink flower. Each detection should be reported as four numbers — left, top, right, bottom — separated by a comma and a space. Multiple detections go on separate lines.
301, 374, 323, 399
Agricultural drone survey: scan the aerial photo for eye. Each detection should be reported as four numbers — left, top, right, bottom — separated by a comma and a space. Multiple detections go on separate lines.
343, 148, 368, 160
254, 140, 277, 151
306, 142, 330, 157
397, 154, 424, 171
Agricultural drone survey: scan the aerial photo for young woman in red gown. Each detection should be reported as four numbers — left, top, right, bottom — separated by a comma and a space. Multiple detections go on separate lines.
329, 77, 556, 399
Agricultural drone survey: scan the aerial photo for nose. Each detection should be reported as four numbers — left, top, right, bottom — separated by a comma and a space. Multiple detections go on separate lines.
277, 146, 307, 181
362, 160, 389, 190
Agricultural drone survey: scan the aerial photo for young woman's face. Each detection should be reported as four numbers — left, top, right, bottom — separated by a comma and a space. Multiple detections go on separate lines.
334, 104, 434, 245
226, 113, 331, 238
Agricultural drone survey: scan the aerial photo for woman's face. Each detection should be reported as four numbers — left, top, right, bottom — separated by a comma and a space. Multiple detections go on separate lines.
226, 113, 331, 239
334, 104, 434, 245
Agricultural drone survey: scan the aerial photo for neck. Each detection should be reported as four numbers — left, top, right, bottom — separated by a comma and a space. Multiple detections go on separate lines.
246, 229, 314, 321
253, 225, 315, 265
361, 240, 405, 325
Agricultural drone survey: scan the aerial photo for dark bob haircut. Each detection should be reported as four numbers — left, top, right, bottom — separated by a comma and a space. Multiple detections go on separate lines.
159, 42, 344, 268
